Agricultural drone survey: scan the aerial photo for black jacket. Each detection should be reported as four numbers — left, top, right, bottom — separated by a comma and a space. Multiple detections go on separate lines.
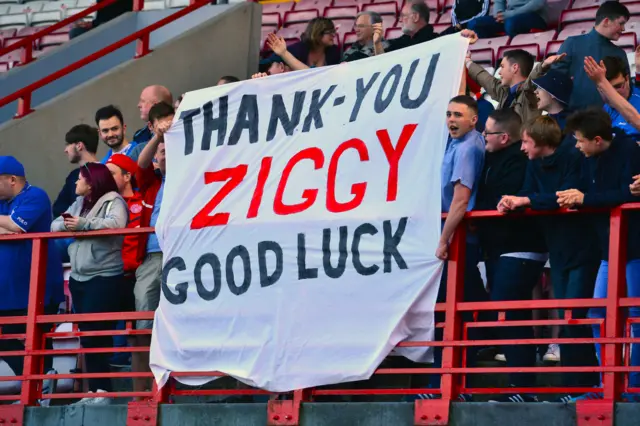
579, 132, 640, 261
519, 136, 600, 270
476, 141, 546, 257
52, 168, 80, 218
386, 25, 438, 52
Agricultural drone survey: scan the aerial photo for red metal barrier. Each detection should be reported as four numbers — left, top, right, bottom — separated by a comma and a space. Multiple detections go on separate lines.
0, 0, 208, 118
0, 205, 639, 426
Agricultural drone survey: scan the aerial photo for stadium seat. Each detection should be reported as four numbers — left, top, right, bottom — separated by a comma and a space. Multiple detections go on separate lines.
556, 21, 594, 40
442, 0, 454, 9
613, 31, 638, 52
40, 32, 70, 48
628, 1, 640, 16
437, 8, 451, 24
324, 5, 358, 19
332, 0, 370, 8
294, 0, 332, 12
433, 23, 449, 34
425, 0, 439, 12
343, 31, 357, 49
471, 35, 509, 64
570, 0, 607, 8
0, 0, 21, 5
385, 26, 402, 40
0, 28, 16, 39
278, 24, 306, 41
144, 0, 166, 11
381, 14, 396, 28
362, 1, 398, 16
0, 47, 22, 67
66, 7, 96, 21
0, 14, 28, 30
262, 12, 281, 29
0, 5, 8, 15
498, 44, 540, 61
76, 0, 93, 7
31, 10, 63, 27
469, 48, 494, 66
545, 40, 563, 56
261, 1, 295, 18
167, 0, 189, 8
0, 62, 8, 72
509, 29, 556, 57
284, 9, 320, 26
560, 7, 597, 29
626, 16, 640, 35
7, 4, 29, 14
17, 27, 42, 37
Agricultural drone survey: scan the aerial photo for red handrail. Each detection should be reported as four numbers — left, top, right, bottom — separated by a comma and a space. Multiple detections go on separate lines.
0, 0, 124, 63
0, 0, 206, 118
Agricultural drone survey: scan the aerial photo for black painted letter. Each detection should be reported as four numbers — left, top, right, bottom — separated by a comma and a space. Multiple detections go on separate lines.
351, 223, 380, 276
201, 97, 228, 150
297, 233, 318, 280
229, 95, 259, 146
322, 226, 348, 279
349, 73, 380, 123
162, 256, 188, 305
258, 241, 283, 287
267, 92, 306, 141
400, 54, 440, 109
302, 85, 337, 132
374, 65, 402, 114
226, 245, 252, 296
180, 107, 201, 156
383, 217, 408, 272
194, 253, 222, 301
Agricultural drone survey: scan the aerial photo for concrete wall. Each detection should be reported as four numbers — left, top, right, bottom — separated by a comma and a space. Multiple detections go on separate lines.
0, 5, 238, 125
22, 402, 640, 426
0, 2, 261, 199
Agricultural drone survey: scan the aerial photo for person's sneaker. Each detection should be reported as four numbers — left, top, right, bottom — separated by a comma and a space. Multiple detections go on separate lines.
405, 393, 471, 402
457, 393, 472, 402
489, 394, 538, 403
543, 344, 560, 362
567, 392, 604, 403
71, 390, 110, 406
494, 353, 506, 362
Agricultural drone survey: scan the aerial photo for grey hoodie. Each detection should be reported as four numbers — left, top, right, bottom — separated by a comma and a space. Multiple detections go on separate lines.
494, 0, 547, 22
51, 191, 128, 281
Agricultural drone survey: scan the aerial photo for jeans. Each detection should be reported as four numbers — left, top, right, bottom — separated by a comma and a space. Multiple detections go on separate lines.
487, 256, 545, 388
54, 238, 74, 264
0, 305, 59, 376
550, 263, 600, 387
109, 275, 136, 366
69, 274, 127, 392
467, 12, 547, 38
588, 259, 640, 387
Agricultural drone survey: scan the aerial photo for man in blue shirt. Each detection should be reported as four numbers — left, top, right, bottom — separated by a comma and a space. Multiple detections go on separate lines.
0, 156, 64, 376
95, 105, 138, 163
600, 56, 640, 140
128, 85, 173, 161
553, 1, 630, 110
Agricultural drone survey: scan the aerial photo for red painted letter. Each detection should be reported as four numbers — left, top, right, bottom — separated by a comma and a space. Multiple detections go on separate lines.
247, 156, 273, 219
274, 147, 324, 215
326, 138, 369, 213
376, 124, 417, 202
190, 165, 248, 229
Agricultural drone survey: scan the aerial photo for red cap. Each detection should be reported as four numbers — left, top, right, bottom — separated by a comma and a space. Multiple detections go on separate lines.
107, 153, 138, 175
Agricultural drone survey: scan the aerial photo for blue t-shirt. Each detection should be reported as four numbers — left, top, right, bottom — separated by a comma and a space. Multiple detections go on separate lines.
605, 86, 640, 140
100, 141, 139, 164
441, 129, 485, 213
146, 178, 165, 254
0, 184, 64, 311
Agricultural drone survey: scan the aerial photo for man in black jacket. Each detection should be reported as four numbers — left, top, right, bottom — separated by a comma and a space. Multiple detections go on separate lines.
385, 0, 437, 52
476, 109, 548, 402
498, 115, 601, 397
557, 109, 640, 399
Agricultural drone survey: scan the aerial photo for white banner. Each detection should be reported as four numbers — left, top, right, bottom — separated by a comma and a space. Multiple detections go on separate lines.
150, 34, 468, 392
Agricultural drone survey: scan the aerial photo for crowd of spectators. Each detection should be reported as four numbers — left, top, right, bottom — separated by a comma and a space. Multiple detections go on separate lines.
2, 0, 640, 406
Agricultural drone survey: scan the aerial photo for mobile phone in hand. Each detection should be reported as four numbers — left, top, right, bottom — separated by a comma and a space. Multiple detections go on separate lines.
61, 213, 73, 219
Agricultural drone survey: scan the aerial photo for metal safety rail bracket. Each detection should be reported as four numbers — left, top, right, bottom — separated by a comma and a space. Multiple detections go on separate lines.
267, 399, 301, 426
576, 400, 614, 426
414, 399, 450, 425
0, 405, 24, 426
127, 400, 159, 426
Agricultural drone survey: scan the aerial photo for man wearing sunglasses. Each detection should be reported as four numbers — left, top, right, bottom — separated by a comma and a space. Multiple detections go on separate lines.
600, 55, 640, 141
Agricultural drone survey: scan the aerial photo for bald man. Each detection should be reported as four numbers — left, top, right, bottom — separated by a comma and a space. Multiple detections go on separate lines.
128, 85, 173, 161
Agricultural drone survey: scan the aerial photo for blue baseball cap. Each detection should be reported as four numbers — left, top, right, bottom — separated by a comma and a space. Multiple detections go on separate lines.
0, 156, 25, 177
533, 70, 573, 106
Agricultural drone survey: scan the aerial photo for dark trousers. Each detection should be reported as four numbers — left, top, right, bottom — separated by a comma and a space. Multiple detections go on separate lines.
467, 12, 547, 38
397, 244, 488, 390
549, 263, 600, 387
69, 275, 126, 392
0, 304, 59, 376
487, 256, 545, 388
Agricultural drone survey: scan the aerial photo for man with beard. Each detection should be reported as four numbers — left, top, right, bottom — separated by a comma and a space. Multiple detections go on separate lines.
52, 124, 99, 218
95, 105, 136, 163
384, 0, 437, 53
52, 124, 99, 262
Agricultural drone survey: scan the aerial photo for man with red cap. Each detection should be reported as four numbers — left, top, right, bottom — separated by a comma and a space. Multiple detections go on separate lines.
105, 154, 142, 369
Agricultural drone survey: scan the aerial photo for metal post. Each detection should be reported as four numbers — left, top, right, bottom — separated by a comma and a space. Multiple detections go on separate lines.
20, 238, 48, 406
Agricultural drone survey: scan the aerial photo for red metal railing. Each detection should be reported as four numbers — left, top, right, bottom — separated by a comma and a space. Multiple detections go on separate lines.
0, 0, 209, 118
0, 205, 638, 426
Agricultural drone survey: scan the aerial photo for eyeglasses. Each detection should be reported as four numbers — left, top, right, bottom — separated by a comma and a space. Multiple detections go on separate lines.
482, 131, 505, 136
